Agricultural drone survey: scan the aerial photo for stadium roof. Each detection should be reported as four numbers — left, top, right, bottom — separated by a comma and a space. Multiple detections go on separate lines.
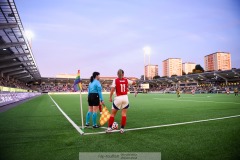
0, 0, 41, 82
141, 69, 240, 84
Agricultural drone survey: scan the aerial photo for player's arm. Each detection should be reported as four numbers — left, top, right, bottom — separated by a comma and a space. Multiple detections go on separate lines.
96, 82, 104, 104
109, 80, 115, 102
109, 87, 115, 102
127, 79, 136, 86
88, 84, 90, 96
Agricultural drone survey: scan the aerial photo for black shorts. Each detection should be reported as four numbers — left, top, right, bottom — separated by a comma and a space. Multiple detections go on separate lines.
88, 93, 100, 106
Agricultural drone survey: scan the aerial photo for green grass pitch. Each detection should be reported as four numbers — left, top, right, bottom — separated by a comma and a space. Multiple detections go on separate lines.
0, 93, 240, 160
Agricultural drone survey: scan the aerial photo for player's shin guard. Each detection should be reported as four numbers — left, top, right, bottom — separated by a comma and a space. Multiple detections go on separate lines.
86, 111, 92, 125
121, 116, 126, 128
108, 116, 114, 128
92, 112, 97, 126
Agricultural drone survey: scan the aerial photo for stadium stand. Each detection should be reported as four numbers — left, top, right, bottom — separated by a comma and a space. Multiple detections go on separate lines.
0, 0, 41, 83
0, 76, 32, 89
144, 69, 240, 94
0, 0, 41, 106
33, 76, 137, 93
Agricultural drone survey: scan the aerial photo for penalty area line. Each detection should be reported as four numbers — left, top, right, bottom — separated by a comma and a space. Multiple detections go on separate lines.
84, 114, 240, 135
48, 94, 84, 135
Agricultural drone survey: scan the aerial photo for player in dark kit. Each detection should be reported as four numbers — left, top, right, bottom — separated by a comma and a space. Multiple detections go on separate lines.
234, 88, 238, 96
177, 88, 181, 98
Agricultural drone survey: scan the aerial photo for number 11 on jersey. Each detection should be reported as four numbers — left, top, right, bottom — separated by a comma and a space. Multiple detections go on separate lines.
120, 84, 126, 92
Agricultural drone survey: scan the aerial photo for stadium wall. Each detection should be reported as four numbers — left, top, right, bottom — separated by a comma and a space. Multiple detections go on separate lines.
0, 92, 41, 107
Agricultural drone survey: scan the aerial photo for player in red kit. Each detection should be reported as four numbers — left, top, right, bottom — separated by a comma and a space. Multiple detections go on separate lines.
106, 69, 136, 134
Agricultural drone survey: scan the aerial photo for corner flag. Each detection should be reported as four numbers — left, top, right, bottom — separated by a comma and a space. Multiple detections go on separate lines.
99, 105, 111, 126
73, 70, 82, 91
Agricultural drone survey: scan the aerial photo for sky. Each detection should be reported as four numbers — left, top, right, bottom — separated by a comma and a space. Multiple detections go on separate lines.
15, 0, 240, 78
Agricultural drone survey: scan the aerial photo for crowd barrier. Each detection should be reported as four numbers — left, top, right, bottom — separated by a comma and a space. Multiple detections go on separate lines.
0, 92, 41, 107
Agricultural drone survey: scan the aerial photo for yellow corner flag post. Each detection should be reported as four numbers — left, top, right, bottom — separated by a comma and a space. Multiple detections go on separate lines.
99, 105, 111, 126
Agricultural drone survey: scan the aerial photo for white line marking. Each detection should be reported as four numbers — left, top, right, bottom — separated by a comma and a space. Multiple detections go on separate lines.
49, 95, 84, 135
84, 114, 240, 135
78, 126, 107, 129
153, 98, 240, 104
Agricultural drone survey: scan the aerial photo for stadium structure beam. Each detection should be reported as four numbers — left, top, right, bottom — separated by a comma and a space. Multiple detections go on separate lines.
0, 42, 25, 49
24, 65, 37, 68
214, 73, 228, 84
185, 75, 197, 82
0, 60, 33, 69
185, 74, 199, 81
21, 60, 34, 64
164, 78, 170, 83
214, 73, 227, 80
13, 73, 30, 79
18, 75, 31, 79
198, 74, 206, 79
8, 70, 27, 76
1, 67, 23, 73
0, 53, 29, 62
0, 62, 22, 69
0, 23, 18, 29
232, 69, 240, 76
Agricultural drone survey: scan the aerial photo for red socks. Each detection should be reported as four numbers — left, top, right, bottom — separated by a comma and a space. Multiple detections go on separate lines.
99, 105, 102, 112
121, 116, 126, 128
108, 116, 127, 128
108, 116, 114, 127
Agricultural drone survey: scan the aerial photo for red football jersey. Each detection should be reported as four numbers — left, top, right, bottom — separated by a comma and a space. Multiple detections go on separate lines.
114, 78, 129, 96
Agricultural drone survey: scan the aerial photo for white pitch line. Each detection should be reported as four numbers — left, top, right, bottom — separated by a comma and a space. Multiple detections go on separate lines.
153, 98, 240, 105
84, 114, 240, 135
49, 95, 84, 135
79, 126, 107, 129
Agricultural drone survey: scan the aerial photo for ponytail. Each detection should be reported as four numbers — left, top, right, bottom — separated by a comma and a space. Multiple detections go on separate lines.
90, 72, 100, 82
90, 76, 94, 83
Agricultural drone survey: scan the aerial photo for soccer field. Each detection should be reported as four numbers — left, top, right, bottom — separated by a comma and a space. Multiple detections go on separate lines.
0, 93, 240, 160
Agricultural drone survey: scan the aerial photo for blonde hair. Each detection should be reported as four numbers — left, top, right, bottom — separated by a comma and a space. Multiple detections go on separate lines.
117, 69, 124, 79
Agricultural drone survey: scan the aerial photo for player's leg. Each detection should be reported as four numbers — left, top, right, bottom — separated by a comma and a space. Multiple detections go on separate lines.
109, 109, 118, 127
86, 94, 93, 127
106, 109, 118, 133
109, 96, 121, 128
120, 108, 128, 133
88, 93, 99, 128
119, 96, 129, 133
106, 97, 120, 133
92, 106, 99, 128
85, 106, 93, 127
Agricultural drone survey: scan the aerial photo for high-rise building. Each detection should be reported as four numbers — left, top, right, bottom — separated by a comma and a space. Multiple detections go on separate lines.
145, 65, 158, 80
162, 58, 182, 77
182, 62, 196, 74
204, 52, 231, 71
